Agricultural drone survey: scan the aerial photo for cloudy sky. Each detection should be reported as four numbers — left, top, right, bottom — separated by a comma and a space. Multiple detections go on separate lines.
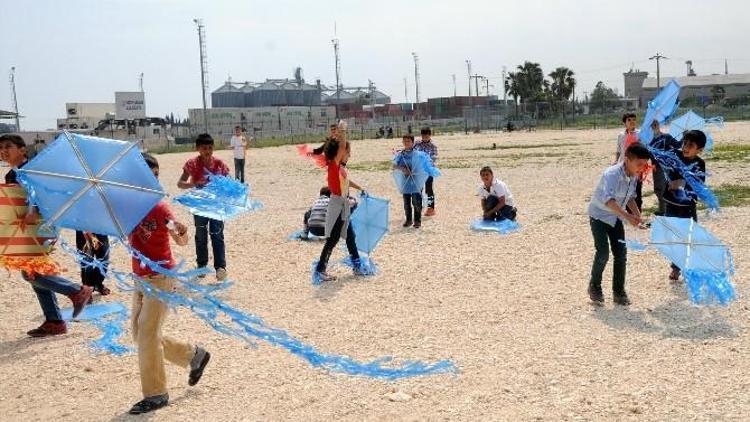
2, 0, 749, 130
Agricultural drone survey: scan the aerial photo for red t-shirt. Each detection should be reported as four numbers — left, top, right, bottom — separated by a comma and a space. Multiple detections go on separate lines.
129, 201, 176, 277
327, 162, 348, 196
183, 156, 230, 187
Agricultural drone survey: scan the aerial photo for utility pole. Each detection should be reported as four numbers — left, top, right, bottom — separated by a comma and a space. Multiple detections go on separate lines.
465, 60, 472, 96
404, 77, 408, 102
649, 52, 668, 90
484, 78, 490, 96
332, 38, 341, 119
9, 67, 20, 131
452, 74, 457, 97
193, 18, 209, 133
412, 52, 421, 104
138, 72, 144, 92
470, 74, 485, 98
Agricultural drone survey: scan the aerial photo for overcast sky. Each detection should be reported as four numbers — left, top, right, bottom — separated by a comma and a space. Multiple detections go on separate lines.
3, 0, 749, 130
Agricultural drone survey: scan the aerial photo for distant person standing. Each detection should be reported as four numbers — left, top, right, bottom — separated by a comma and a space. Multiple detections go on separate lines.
414, 127, 438, 216
230, 126, 248, 183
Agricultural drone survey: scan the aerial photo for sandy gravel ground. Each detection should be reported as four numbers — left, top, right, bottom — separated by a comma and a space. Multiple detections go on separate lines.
0, 122, 748, 421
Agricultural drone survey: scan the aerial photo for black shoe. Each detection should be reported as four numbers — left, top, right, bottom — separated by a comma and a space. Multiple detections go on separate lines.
588, 284, 604, 305
402, 220, 413, 227
613, 293, 631, 306
414, 221, 421, 229
129, 394, 169, 415
189, 347, 211, 386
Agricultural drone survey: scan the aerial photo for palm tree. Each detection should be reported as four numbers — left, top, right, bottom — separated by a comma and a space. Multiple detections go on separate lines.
548, 67, 576, 121
516, 61, 545, 103
504, 72, 520, 117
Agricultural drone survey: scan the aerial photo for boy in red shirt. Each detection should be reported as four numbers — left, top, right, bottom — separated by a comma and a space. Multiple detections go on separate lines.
129, 153, 211, 415
178, 133, 230, 281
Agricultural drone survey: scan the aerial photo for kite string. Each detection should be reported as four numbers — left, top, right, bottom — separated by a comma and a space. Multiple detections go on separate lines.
55, 236, 457, 379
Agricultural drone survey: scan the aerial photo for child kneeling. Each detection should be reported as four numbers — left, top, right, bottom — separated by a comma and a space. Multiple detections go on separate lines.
478, 166, 517, 221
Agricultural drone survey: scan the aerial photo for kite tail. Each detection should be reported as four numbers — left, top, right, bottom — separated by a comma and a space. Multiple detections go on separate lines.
648, 148, 720, 210
58, 238, 457, 379
683, 269, 737, 306
340, 255, 379, 276
89, 311, 132, 355
311, 260, 324, 286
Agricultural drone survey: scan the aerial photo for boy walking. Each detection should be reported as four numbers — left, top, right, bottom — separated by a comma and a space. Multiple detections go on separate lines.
129, 153, 211, 414
178, 134, 230, 281
588, 143, 650, 306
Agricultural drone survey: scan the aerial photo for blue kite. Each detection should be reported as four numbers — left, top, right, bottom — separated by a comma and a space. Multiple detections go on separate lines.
392, 150, 441, 195
174, 174, 262, 221
62, 301, 132, 355
17, 132, 165, 238
650, 216, 736, 305
470, 219, 520, 234
669, 110, 724, 152
648, 147, 719, 210
639, 80, 681, 144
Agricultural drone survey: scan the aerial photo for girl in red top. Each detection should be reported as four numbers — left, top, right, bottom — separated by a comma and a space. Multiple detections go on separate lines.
314, 124, 366, 282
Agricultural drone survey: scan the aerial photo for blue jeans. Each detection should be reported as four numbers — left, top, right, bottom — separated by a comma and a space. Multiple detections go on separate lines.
23, 273, 81, 322
194, 215, 226, 270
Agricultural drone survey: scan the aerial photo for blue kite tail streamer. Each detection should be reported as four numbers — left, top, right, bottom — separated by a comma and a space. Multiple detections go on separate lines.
683, 269, 737, 306
648, 148, 720, 211
470, 219, 520, 234
288, 229, 325, 242
340, 255, 379, 276
311, 260, 324, 286
62, 302, 132, 355
58, 234, 458, 379
89, 310, 132, 355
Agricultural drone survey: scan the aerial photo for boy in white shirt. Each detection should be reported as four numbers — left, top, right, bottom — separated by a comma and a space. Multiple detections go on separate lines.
477, 166, 517, 221
229, 126, 249, 183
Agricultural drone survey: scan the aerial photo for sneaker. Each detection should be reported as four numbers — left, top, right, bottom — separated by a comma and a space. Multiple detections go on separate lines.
414, 221, 422, 229
402, 220, 413, 228
216, 268, 228, 282
27, 321, 67, 337
424, 208, 436, 217
189, 346, 211, 386
69, 285, 93, 319
588, 284, 604, 305
128, 394, 169, 415
613, 293, 631, 306
314, 271, 336, 283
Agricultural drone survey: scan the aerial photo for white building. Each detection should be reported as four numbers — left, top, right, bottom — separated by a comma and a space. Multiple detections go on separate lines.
57, 102, 115, 130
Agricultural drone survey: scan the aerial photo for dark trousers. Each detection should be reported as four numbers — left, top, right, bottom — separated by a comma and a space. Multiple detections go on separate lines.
75, 231, 109, 289
634, 180, 643, 212
424, 176, 435, 208
483, 196, 517, 221
665, 202, 698, 271
316, 215, 359, 273
234, 158, 245, 183
589, 218, 627, 295
303, 210, 325, 237
653, 166, 668, 215
403, 193, 422, 223
194, 215, 226, 270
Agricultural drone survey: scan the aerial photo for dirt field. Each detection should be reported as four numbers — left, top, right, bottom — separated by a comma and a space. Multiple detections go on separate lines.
1, 122, 748, 421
